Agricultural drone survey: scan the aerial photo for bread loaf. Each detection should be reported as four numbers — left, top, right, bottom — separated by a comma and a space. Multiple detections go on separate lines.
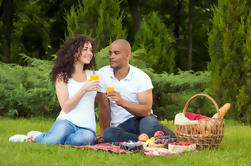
219, 103, 231, 117
212, 103, 231, 118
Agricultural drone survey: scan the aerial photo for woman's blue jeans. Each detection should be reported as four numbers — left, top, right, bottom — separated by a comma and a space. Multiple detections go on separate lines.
103, 114, 171, 142
35, 119, 96, 146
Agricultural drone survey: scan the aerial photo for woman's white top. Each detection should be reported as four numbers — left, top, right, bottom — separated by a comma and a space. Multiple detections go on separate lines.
57, 70, 97, 132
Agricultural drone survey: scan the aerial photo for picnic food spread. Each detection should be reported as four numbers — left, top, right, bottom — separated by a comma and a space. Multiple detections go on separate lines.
137, 131, 195, 153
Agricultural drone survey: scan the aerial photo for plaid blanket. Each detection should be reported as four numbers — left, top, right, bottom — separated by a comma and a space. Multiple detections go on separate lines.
64, 143, 181, 157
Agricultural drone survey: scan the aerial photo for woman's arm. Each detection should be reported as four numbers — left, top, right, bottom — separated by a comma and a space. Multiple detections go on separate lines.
55, 79, 99, 113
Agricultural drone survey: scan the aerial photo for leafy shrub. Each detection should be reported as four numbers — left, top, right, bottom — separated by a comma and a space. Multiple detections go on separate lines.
1, 50, 211, 120
0, 55, 59, 118
144, 69, 212, 120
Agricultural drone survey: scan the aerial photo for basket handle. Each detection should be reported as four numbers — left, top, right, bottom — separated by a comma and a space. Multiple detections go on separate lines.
182, 93, 219, 114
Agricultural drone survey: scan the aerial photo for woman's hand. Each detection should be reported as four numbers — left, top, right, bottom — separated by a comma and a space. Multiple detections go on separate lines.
83, 80, 99, 92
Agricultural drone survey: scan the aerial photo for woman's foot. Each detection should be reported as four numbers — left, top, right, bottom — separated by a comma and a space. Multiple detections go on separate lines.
27, 131, 42, 141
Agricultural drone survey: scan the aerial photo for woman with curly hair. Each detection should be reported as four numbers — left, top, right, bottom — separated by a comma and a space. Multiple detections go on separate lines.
31, 34, 99, 145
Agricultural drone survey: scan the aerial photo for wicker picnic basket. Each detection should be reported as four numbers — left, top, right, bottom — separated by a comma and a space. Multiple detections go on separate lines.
174, 94, 225, 149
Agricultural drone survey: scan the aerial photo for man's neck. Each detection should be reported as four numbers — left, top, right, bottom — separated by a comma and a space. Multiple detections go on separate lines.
113, 65, 130, 81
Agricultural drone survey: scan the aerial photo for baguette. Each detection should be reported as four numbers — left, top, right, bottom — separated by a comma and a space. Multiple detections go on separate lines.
212, 103, 231, 118
219, 103, 231, 117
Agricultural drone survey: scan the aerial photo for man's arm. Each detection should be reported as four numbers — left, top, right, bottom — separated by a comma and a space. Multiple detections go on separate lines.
107, 89, 153, 117
96, 92, 111, 136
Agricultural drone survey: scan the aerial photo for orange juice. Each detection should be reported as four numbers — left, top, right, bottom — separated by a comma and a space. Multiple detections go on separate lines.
90, 75, 99, 81
106, 87, 115, 93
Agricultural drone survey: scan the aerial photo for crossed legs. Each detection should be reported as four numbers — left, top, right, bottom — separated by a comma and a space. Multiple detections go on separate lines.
103, 115, 174, 142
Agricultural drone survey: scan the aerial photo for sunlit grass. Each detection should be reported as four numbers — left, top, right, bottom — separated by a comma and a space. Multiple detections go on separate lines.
1, 117, 250, 166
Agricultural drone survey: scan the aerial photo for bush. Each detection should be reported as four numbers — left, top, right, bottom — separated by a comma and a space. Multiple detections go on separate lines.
0, 50, 211, 120
144, 69, 212, 120
0, 55, 59, 118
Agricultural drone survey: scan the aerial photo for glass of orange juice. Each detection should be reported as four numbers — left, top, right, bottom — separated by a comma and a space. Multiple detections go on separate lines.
90, 75, 99, 81
106, 87, 115, 93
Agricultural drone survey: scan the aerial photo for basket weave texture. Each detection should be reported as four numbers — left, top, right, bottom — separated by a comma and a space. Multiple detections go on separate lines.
174, 94, 224, 149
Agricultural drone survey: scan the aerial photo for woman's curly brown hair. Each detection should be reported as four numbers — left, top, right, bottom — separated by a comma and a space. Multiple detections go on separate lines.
51, 34, 96, 83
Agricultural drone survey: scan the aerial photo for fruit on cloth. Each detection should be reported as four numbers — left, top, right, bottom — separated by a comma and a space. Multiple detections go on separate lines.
153, 131, 164, 138
146, 137, 155, 144
138, 133, 149, 142
155, 135, 177, 146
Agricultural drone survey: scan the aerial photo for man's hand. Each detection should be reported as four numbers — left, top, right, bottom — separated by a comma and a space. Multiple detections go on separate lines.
107, 89, 152, 117
107, 91, 125, 107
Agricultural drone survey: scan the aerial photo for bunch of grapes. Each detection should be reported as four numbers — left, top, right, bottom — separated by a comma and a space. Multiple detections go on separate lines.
155, 135, 177, 145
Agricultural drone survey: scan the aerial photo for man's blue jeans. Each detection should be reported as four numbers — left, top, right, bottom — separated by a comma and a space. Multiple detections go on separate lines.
35, 119, 96, 146
103, 115, 167, 142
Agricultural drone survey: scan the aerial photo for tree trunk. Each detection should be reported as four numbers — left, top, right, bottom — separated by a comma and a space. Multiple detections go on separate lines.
188, 0, 193, 70
0, 0, 6, 17
127, 0, 142, 31
5, 0, 13, 63
174, 0, 182, 39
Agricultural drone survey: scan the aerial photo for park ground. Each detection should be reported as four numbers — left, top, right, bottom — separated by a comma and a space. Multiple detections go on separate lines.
0, 117, 250, 166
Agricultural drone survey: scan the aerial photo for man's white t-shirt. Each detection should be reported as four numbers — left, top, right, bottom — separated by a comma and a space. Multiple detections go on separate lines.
98, 65, 153, 127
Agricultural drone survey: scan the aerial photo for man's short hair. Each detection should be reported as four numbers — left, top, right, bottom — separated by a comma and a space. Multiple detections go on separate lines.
112, 39, 131, 53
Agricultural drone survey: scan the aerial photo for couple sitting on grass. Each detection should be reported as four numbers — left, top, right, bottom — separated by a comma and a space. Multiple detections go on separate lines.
9, 34, 176, 146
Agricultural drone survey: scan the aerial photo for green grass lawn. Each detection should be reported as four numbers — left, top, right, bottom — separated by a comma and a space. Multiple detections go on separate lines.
0, 117, 250, 166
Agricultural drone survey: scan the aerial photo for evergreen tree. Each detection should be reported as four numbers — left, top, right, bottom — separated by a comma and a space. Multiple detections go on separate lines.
0, 0, 54, 63
208, 0, 250, 122
66, 0, 127, 50
133, 12, 176, 73
236, 11, 251, 123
